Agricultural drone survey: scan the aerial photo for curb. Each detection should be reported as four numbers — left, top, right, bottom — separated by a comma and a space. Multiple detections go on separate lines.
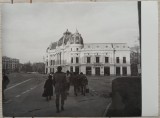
102, 99, 112, 117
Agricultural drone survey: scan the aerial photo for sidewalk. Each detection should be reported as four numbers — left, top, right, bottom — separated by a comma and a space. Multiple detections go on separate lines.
22, 85, 111, 117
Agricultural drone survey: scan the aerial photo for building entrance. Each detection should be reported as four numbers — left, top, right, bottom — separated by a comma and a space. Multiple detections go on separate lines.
75, 66, 79, 74
122, 67, 127, 76
95, 67, 100, 75
116, 67, 120, 76
104, 67, 110, 76
86, 66, 91, 75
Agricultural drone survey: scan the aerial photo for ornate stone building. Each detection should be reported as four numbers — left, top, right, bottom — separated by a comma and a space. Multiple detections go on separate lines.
45, 29, 131, 76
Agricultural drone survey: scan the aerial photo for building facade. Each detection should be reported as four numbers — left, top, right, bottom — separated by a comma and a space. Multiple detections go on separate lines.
45, 30, 131, 76
2, 56, 20, 73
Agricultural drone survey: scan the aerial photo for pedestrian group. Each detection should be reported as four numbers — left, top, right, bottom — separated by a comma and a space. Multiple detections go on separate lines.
42, 66, 89, 113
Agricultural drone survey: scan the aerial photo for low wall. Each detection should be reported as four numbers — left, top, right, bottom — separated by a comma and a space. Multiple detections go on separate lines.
106, 76, 141, 117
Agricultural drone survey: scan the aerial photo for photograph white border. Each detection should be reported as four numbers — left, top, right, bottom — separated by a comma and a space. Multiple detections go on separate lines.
0, 0, 159, 117
142, 1, 158, 116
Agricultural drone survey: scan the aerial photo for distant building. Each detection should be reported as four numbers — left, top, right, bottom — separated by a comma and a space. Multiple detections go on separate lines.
2, 56, 20, 73
45, 29, 131, 76
130, 46, 141, 76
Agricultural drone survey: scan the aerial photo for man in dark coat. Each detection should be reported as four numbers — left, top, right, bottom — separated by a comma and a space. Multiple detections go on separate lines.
2, 72, 10, 100
80, 72, 88, 96
72, 72, 79, 96
53, 66, 67, 113
43, 74, 53, 101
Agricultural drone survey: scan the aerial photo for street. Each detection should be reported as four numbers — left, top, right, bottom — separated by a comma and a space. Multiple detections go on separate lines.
3, 73, 115, 117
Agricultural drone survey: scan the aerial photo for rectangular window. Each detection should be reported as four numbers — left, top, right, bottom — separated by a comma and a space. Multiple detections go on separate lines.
76, 48, 78, 51
116, 57, 119, 63
53, 60, 55, 65
70, 66, 73, 72
123, 57, 126, 63
50, 60, 52, 65
105, 57, 109, 63
71, 57, 73, 63
87, 57, 91, 63
96, 57, 99, 63
76, 57, 79, 63
71, 48, 72, 51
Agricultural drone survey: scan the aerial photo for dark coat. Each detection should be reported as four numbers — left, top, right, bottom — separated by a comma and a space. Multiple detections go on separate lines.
53, 72, 67, 95
43, 78, 53, 97
80, 74, 88, 86
72, 74, 79, 86
2, 75, 10, 90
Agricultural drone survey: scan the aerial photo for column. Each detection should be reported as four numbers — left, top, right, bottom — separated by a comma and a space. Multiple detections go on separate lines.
92, 66, 95, 75
100, 66, 104, 75
48, 68, 50, 74
120, 66, 123, 76
81, 66, 86, 74
73, 66, 75, 72
127, 66, 131, 76
110, 66, 115, 76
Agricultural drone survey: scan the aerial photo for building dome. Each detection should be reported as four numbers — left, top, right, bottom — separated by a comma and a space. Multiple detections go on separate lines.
71, 29, 84, 45
48, 29, 84, 50
63, 29, 72, 45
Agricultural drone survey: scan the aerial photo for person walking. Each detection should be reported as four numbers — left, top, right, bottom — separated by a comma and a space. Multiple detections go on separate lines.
42, 74, 53, 101
66, 70, 70, 95
73, 72, 79, 96
80, 72, 88, 96
2, 72, 10, 101
53, 66, 67, 113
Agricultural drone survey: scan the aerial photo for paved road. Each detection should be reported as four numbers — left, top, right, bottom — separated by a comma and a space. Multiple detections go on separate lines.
3, 73, 114, 117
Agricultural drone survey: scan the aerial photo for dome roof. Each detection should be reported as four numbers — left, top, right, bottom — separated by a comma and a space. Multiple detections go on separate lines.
70, 29, 84, 45
48, 29, 84, 50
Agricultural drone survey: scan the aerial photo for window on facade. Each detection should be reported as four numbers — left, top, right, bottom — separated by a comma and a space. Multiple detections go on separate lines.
70, 66, 73, 72
116, 57, 120, 63
96, 57, 99, 63
123, 57, 126, 63
76, 57, 79, 63
76, 48, 78, 51
71, 48, 72, 51
87, 57, 91, 63
105, 57, 109, 63
53, 60, 55, 65
50, 60, 52, 65
71, 57, 73, 63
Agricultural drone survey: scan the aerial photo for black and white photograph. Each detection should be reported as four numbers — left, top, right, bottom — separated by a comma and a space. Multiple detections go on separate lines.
2, 1, 156, 117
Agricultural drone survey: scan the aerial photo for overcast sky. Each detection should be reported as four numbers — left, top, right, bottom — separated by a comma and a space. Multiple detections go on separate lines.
2, 2, 139, 63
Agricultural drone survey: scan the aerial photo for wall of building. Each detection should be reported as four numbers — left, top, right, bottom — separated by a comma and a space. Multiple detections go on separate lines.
45, 31, 131, 76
